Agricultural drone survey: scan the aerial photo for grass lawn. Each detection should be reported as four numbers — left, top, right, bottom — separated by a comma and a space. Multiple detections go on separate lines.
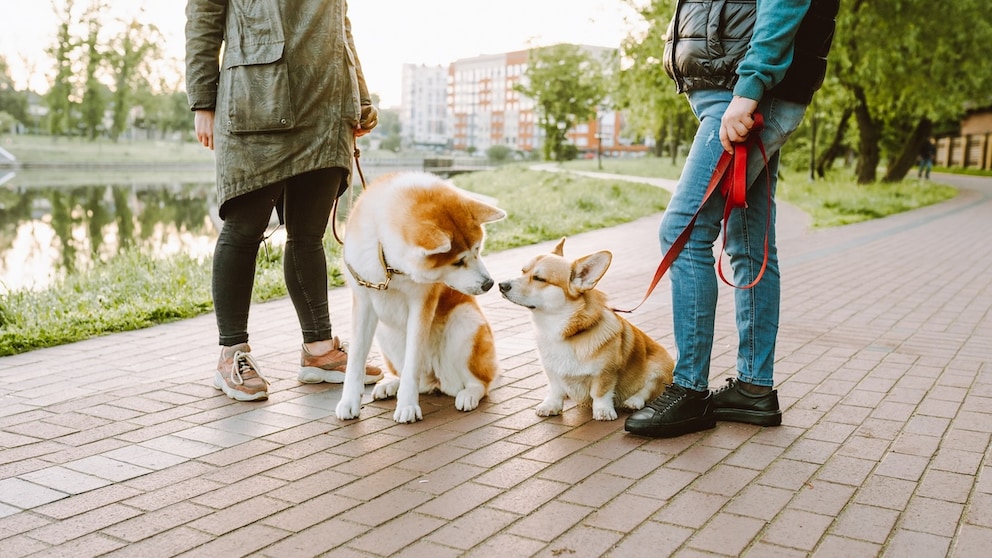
0, 149, 961, 356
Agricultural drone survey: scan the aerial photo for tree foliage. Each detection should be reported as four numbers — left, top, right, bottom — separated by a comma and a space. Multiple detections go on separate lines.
0, 57, 28, 129
105, 17, 162, 141
620, 0, 992, 184
79, 2, 106, 140
616, 0, 695, 161
833, 0, 992, 182
516, 44, 607, 161
35, 1, 169, 140
45, 0, 78, 137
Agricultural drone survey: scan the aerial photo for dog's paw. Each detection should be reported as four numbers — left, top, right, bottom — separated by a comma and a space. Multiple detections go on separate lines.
621, 396, 647, 410
592, 405, 619, 421
372, 378, 400, 400
393, 405, 423, 423
455, 390, 482, 411
335, 397, 361, 420
535, 401, 563, 417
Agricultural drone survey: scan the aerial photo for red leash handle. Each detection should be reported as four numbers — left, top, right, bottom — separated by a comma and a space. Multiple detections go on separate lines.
614, 113, 769, 314
716, 114, 771, 289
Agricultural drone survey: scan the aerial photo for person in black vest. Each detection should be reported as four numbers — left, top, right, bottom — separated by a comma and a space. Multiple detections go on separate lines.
625, 0, 840, 438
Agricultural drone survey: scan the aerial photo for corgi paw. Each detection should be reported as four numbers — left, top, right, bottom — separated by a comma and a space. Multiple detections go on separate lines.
335, 396, 362, 420
455, 389, 482, 411
592, 405, 619, 421
536, 401, 563, 417
394, 404, 423, 423
621, 396, 647, 410
372, 378, 400, 400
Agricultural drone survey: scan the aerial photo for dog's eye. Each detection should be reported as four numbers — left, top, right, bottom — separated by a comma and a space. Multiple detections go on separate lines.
532, 275, 546, 283
454, 258, 466, 267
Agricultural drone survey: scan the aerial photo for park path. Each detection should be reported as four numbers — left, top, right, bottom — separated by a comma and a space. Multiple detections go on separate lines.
0, 171, 990, 557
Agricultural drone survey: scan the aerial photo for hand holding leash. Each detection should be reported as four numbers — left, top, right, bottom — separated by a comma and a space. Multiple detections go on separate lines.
614, 112, 770, 314
720, 96, 760, 152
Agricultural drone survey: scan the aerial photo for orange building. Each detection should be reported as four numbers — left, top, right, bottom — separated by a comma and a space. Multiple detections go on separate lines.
445, 46, 647, 157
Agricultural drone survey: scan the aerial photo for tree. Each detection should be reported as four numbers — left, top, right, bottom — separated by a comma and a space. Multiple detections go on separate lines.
79, 1, 108, 140
45, 0, 78, 137
616, 0, 695, 162
105, 16, 162, 141
834, 0, 992, 183
515, 44, 607, 161
0, 56, 29, 128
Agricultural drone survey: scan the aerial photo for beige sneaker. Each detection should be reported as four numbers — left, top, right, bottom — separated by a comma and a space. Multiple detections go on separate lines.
298, 336, 383, 385
214, 343, 270, 401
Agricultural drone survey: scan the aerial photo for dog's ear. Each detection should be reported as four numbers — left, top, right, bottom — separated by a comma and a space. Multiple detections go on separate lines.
416, 225, 452, 256
469, 199, 507, 224
570, 251, 612, 293
552, 237, 566, 256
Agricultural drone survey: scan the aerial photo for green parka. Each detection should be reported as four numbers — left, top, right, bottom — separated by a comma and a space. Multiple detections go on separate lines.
185, 0, 371, 215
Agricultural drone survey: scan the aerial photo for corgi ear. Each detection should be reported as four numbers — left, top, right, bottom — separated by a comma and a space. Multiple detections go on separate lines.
469, 199, 507, 224
570, 251, 612, 293
552, 237, 566, 256
417, 225, 452, 256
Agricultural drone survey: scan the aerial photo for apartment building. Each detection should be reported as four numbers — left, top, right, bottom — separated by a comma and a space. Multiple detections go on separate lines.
399, 63, 450, 150
401, 45, 647, 157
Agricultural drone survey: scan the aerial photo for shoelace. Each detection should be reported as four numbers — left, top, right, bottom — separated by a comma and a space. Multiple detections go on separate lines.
229, 350, 270, 387
646, 384, 689, 412
713, 378, 737, 395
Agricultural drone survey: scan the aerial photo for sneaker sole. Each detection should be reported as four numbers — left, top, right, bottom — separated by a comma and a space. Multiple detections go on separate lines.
713, 408, 782, 426
625, 416, 716, 438
213, 372, 268, 402
298, 367, 383, 385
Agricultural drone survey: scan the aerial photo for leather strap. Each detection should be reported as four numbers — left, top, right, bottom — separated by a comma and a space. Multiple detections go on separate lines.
614, 113, 770, 314
330, 143, 367, 245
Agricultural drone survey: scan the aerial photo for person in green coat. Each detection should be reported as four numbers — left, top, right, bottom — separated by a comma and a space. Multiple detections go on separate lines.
186, 0, 382, 402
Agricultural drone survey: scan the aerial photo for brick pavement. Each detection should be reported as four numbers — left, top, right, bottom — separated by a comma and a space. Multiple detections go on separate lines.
1, 172, 990, 557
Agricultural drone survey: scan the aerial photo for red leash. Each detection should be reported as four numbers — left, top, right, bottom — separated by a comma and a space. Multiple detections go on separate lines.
615, 113, 771, 314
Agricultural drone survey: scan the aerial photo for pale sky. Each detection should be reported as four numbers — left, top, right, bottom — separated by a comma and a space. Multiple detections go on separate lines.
0, 0, 648, 108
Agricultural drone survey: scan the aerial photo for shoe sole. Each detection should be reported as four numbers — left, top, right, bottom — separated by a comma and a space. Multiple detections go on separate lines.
298, 367, 383, 385
213, 372, 268, 402
625, 416, 716, 438
713, 408, 782, 426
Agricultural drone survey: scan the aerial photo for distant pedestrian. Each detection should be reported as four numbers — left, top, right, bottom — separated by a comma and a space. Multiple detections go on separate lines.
919, 137, 937, 179
624, 0, 839, 439
185, 0, 383, 402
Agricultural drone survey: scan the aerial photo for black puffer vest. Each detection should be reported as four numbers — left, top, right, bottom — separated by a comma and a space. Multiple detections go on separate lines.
664, 0, 839, 105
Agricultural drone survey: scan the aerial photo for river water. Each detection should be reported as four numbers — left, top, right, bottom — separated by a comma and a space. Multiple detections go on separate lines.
0, 160, 424, 292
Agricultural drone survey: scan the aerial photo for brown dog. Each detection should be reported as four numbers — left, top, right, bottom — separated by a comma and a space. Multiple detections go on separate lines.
499, 237, 674, 420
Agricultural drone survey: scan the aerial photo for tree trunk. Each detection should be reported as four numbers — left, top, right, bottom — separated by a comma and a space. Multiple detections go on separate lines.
882, 117, 932, 182
815, 107, 853, 178
852, 87, 880, 184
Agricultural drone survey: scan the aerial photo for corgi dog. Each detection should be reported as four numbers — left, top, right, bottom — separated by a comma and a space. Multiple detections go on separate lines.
334, 171, 505, 424
499, 238, 674, 421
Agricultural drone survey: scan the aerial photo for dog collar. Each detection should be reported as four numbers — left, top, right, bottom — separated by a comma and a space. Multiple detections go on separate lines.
346, 242, 404, 290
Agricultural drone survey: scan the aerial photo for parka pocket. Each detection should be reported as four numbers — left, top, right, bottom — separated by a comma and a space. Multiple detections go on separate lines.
223, 43, 296, 134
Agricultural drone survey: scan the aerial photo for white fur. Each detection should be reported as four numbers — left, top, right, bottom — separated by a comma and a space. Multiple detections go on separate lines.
334, 172, 504, 424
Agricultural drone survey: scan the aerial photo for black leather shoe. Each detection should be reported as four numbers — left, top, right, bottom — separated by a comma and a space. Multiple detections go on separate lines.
711, 378, 782, 426
624, 383, 715, 438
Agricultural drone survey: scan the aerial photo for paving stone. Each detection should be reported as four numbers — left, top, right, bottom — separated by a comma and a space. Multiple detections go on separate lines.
1, 172, 990, 555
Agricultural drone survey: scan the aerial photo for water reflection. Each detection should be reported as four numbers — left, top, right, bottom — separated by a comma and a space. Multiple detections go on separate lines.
0, 174, 220, 291
0, 161, 423, 292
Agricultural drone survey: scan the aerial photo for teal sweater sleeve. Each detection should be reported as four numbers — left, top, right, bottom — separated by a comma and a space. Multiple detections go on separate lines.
733, 0, 813, 101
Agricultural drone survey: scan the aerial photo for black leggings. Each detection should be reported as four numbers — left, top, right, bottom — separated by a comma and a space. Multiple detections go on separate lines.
213, 168, 347, 346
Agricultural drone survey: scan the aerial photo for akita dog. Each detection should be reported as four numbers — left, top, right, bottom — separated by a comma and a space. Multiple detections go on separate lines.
499, 237, 675, 421
334, 171, 505, 424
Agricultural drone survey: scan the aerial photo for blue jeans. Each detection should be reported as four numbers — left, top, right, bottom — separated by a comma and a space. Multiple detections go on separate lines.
659, 90, 807, 391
